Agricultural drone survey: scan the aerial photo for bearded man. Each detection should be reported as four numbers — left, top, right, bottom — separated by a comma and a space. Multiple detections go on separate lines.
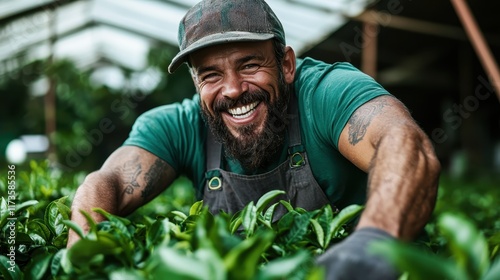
68, 0, 441, 279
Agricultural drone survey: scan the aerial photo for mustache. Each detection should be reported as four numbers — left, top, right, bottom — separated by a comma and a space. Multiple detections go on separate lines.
213, 90, 270, 113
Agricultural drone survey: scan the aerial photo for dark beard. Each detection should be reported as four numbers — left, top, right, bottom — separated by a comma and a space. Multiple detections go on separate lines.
201, 86, 291, 171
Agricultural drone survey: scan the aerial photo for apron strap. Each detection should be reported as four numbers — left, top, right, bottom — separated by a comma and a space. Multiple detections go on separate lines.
206, 127, 222, 170
287, 93, 304, 155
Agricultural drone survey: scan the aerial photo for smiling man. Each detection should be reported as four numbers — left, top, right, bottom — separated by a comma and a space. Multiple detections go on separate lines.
192, 40, 293, 171
68, 0, 441, 279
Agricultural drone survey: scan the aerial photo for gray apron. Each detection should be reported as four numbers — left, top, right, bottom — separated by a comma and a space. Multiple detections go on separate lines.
203, 94, 336, 219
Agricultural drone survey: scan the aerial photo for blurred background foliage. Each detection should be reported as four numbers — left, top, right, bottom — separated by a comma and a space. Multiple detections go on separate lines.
0, 44, 195, 171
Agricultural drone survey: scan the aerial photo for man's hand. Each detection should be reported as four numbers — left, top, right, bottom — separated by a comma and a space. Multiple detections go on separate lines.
316, 227, 399, 280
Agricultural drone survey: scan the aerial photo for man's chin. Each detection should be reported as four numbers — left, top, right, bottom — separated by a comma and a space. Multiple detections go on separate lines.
226, 126, 264, 142
223, 128, 283, 170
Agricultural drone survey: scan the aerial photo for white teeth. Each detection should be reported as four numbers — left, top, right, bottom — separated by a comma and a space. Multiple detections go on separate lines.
228, 101, 259, 118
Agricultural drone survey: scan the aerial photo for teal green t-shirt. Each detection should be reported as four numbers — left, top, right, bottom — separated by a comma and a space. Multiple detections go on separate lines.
123, 58, 389, 208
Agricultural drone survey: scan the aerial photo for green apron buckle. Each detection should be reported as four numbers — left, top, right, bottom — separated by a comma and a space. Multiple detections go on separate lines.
290, 152, 305, 167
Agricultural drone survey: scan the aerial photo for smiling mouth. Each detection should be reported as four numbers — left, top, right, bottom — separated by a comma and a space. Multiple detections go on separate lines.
227, 101, 260, 119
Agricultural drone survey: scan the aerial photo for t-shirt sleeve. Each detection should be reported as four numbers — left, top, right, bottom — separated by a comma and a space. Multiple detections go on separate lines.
122, 96, 203, 174
297, 59, 390, 149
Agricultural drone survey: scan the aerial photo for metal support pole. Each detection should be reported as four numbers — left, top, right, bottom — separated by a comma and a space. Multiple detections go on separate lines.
450, 0, 500, 101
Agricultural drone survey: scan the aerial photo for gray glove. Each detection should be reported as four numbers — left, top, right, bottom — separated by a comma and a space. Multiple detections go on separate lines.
316, 227, 400, 280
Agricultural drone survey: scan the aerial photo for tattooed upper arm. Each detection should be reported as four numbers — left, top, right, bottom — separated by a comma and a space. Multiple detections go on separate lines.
347, 97, 389, 146
116, 155, 142, 195
141, 158, 169, 200
338, 95, 412, 172
101, 146, 177, 214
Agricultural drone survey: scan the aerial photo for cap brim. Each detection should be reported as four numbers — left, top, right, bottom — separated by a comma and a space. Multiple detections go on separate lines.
168, 31, 275, 73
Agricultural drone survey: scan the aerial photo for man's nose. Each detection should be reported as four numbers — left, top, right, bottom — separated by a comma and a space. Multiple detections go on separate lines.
221, 72, 248, 99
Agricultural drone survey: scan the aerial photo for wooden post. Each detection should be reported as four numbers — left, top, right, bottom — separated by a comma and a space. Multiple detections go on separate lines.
361, 20, 379, 79
450, 0, 500, 102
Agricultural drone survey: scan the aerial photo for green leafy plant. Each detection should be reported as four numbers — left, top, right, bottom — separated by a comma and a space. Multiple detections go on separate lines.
2, 161, 499, 280
57, 190, 363, 280
371, 212, 500, 280
0, 196, 70, 280
0, 162, 365, 279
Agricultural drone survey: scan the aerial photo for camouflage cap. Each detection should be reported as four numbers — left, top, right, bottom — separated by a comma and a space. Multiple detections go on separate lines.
168, 0, 286, 73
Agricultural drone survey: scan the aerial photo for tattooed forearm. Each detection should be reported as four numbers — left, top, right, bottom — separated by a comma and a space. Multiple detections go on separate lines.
117, 156, 142, 195
141, 158, 168, 200
348, 97, 388, 145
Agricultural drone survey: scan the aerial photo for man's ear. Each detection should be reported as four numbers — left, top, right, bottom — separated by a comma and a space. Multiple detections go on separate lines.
282, 46, 296, 84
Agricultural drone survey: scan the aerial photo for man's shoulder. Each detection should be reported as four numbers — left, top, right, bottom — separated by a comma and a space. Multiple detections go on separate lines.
295, 57, 385, 98
296, 57, 367, 82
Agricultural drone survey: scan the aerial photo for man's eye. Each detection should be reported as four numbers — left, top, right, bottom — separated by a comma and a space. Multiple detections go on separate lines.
243, 64, 259, 70
201, 73, 218, 82
241, 64, 259, 74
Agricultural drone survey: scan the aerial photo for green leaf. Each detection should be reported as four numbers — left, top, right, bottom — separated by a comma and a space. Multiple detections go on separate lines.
310, 219, 325, 248
224, 230, 275, 280
317, 205, 334, 248
438, 212, 490, 279
282, 212, 314, 247
277, 211, 296, 234
27, 219, 52, 245
92, 208, 131, 226
329, 204, 364, 237
67, 233, 121, 267
52, 232, 68, 248
146, 218, 170, 250
62, 220, 85, 239
79, 210, 97, 237
15, 200, 39, 212
0, 255, 23, 280
170, 210, 188, 221
57, 248, 74, 275
259, 202, 279, 228
183, 214, 200, 233
241, 201, 257, 237
93, 208, 132, 239
148, 246, 213, 280
0, 197, 8, 228
256, 190, 285, 214
370, 239, 467, 280
0, 199, 36, 229
189, 201, 204, 216
256, 250, 311, 280
229, 213, 243, 234
208, 217, 241, 257
51, 249, 65, 277
271, 244, 286, 257
279, 200, 294, 212
191, 209, 212, 250
44, 198, 70, 236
